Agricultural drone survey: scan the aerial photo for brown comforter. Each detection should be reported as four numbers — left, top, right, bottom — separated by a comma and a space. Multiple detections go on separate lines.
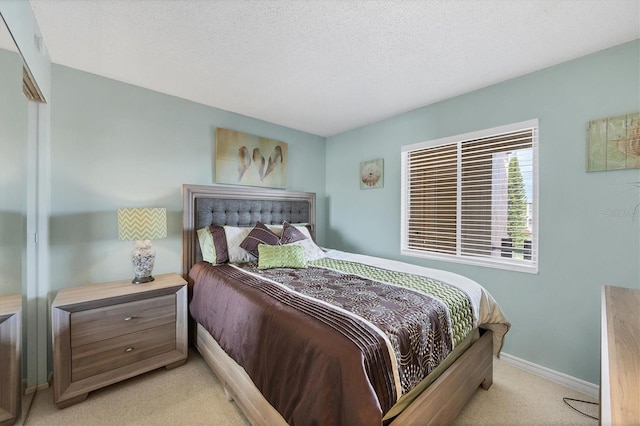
189, 261, 469, 425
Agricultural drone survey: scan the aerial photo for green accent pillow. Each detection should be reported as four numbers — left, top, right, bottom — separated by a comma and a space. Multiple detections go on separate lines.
258, 244, 307, 269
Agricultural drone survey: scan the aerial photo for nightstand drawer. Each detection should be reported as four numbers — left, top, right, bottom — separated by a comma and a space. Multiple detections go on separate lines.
71, 322, 176, 381
70, 294, 175, 347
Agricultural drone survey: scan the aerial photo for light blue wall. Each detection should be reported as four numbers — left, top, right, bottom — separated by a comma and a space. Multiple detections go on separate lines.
326, 40, 640, 385
49, 65, 326, 293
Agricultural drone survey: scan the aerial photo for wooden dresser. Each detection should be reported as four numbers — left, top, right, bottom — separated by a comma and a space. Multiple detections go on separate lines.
600, 285, 640, 425
0, 295, 21, 426
52, 273, 188, 408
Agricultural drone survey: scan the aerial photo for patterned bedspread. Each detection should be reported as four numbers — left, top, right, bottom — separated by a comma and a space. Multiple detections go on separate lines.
189, 249, 510, 424
235, 258, 474, 395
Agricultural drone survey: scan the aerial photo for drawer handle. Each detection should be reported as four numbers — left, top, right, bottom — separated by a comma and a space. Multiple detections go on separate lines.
125, 347, 134, 353
124, 316, 135, 321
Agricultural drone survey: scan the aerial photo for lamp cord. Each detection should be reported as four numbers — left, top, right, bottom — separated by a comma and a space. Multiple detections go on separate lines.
562, 397, 599, 421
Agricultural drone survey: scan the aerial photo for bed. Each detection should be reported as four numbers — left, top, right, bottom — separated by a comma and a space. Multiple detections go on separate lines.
181, 184, 510, 425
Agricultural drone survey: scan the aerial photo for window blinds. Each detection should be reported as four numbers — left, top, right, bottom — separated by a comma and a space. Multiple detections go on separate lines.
402, 120, 538, 272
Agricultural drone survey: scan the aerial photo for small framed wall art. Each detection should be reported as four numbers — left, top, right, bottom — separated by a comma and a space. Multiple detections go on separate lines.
360, 158, 384, 189
215, 128, 288, 188
587, 112, 640, 171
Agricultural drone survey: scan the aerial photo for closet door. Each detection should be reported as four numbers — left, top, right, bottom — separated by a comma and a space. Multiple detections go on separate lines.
0, 17, 28, 426
0, 9, 49, 423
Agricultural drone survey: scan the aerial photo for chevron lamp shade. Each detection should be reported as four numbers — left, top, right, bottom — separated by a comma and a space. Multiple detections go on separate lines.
118, 208, 167, 241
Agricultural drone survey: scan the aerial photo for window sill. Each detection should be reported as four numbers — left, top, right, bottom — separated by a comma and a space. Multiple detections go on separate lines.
401, 248, 539, 274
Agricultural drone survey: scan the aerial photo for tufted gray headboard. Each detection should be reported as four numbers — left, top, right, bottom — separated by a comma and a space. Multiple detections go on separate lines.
182, 184, 316, 278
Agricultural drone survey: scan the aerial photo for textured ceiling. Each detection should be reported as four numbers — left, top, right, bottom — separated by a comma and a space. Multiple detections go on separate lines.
28, 0, 640, 137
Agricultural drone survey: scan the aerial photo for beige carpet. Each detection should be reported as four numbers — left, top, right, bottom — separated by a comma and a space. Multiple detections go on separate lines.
23, 350, 599, 425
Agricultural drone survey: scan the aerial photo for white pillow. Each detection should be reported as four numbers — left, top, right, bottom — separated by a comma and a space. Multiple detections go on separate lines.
287, 239, 326, 262
265, 224, 283, 237
223, 226, 256, 263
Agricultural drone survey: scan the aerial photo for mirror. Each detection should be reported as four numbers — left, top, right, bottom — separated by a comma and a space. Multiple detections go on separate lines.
0, 16, 31, 425
0, 8, 27, 297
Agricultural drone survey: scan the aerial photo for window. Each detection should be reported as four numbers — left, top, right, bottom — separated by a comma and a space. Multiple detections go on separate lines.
401, 120, 538, 273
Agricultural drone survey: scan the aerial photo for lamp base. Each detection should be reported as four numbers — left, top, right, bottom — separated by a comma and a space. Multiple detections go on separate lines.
131, 240, 156, 285
132, 275, 155, 284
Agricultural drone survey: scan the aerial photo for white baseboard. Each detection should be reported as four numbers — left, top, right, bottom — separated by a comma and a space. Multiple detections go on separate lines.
24, 383, 48, 395
23, 379, 49, 395
500, 352, 599, 399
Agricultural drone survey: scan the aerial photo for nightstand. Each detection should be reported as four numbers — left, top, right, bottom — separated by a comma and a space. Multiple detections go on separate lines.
0, 295, 21, 425
52, 273, 188, 408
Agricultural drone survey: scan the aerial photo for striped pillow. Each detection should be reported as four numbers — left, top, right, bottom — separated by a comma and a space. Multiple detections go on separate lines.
240, 222, 281, 258
196, 225, 229, 264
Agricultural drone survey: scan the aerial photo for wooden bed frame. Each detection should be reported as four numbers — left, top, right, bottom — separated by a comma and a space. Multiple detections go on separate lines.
181, 184, 494, 425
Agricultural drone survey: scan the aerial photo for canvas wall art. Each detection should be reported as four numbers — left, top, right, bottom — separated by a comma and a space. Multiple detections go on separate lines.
587, 112, 640, 171
360, 158, 384, 189
215, 128, 288, 188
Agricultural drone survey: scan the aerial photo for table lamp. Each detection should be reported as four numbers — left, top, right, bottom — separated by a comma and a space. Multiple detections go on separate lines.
118, 207, 167, 284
